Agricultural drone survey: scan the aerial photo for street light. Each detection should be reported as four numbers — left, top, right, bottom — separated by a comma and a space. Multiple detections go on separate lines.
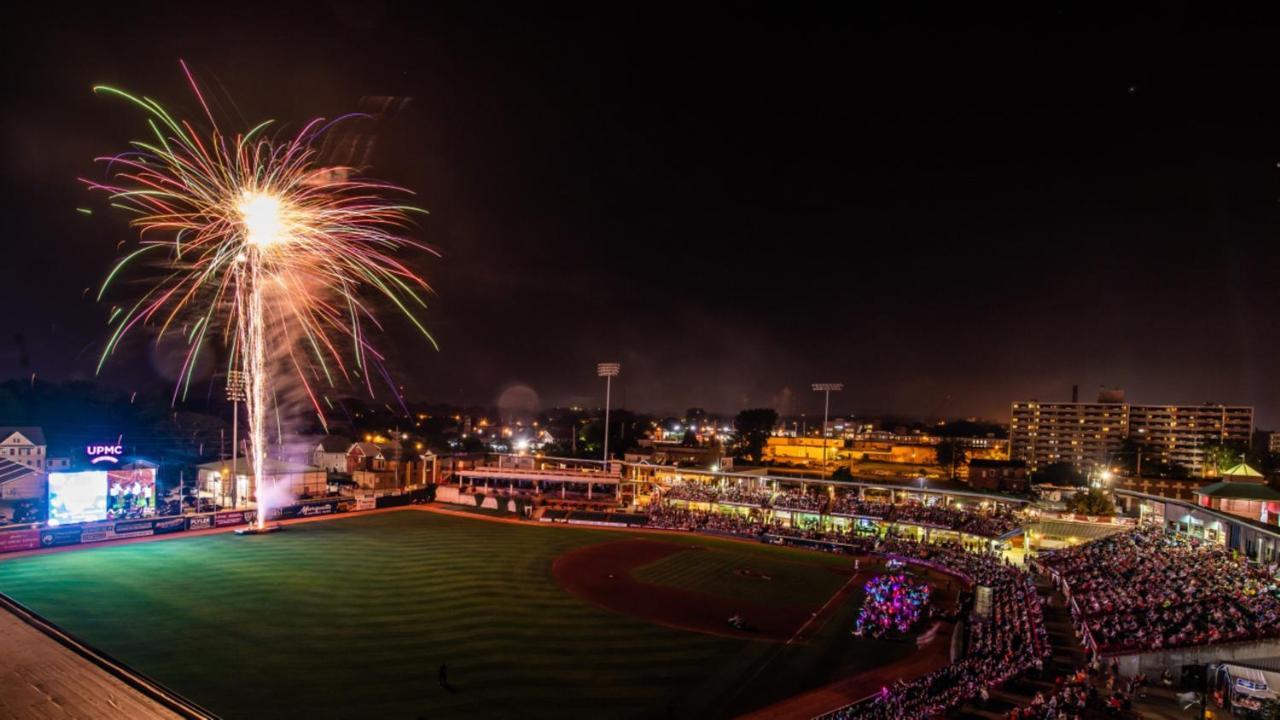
598, 363, 621, 466
811, 383, 843, 479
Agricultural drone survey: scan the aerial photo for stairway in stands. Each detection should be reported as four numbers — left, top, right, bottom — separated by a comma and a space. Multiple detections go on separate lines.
949, 576, 1089, 719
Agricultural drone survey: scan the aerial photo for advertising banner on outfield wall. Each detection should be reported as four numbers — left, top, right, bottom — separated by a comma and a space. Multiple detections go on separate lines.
269, 500, 341, 521
186, 515, 214, 531
111, 520, 156, 540
40, 527, 84, 548
215, 511, 250, 528
154, 518, 186, 535
79, 521, 116, 544
0, 529, 41, 554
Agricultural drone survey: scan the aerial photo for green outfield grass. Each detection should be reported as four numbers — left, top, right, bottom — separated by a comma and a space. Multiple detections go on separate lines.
0, 510, 910, 719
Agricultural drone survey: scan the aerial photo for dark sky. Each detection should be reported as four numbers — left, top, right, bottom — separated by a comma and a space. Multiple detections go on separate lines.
4, 5, 1280, 425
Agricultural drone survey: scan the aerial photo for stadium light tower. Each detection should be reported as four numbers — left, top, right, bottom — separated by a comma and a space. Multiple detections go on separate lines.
225, 370, 247, 508
811, 382, 843, 479
598, 363, 621, 465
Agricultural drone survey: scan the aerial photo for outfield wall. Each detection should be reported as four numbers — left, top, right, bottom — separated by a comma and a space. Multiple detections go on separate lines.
0, 489, 434, 556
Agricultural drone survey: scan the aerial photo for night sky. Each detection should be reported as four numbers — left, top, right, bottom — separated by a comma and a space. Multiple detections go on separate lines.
4, 6, 1280, 425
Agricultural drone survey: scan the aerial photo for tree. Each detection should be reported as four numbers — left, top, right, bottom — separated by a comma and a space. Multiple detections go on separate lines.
734, 408, 778, 462
680, 428, 700, 447
1065, 488, 1115, 516
1033, 461, 1086, 487
1204, 442, 1247, 475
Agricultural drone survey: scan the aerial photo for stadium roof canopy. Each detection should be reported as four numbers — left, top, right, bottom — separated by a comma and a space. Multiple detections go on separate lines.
1222, 463, 1265, 479
0, 458, 36, 485
1195, 481, 1280, 501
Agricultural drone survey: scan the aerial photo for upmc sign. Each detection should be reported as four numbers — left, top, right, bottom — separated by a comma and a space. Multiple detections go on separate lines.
86, 444, 124, 465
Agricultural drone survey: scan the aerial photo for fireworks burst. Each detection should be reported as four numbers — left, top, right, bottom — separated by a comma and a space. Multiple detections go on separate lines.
86, 62, 436, 527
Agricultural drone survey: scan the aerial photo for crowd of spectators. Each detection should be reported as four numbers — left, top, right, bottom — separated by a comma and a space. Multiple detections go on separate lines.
645, 505, 775, 538
1038, 526, 1280, 654
770, 488, 826, 512
890, 504, 1021, 538
828, 496, 894, 518
827, 497, 1020, 538
658, 483, 1021, 538
661, 483, 773, 507
646, 494, 1050, 720
833, 540, 1049, 719
1004, 663, 1141, 720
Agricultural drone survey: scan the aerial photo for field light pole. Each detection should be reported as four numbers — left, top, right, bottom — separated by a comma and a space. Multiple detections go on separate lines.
598, 363, 621, 467
226, 370, 247, 509
811, 383, 843, 480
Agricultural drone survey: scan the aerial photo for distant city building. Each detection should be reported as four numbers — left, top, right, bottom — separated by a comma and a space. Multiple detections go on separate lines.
0, 427, 47, 471
346, 442, 383, 473
311, 435, 352, 474
1127, 404, 1253, 473
967, 459, 1029, 493
848, 442, 938, 465
1270, 431, 1280, 455
624, 444, 730, 471
1011, 399, 1253, 476
763, 436, 842, 465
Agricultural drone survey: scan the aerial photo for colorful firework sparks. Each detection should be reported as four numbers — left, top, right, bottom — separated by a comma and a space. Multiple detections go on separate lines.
86, 62, 436, 526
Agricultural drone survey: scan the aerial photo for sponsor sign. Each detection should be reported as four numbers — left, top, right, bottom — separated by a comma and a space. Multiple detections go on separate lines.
79, 521, 116, 544
114, 521, 154, 534
86, 443, 124, 465
355, 497, 376, 511
298, 502, 334, 517
0, 529, 40, 554
215, 511, 249, 527
186, 515, 214, 531
336, 499, 356, 513
40, 528, 84, 548
154, 517, 186, 535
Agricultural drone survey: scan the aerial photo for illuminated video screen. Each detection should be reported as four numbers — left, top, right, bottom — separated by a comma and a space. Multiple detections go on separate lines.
107, 468, 156, 519
48, 471, 109, 525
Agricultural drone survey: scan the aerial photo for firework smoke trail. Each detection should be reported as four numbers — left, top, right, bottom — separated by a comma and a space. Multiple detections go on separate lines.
86, 63, 437, 528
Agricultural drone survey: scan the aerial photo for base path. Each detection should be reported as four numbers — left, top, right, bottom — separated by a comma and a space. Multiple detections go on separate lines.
553, 538, 815, 641
0, 608, 182, 720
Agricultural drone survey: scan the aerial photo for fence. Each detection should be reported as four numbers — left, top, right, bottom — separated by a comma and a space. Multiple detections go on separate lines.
0, 491, 440, 556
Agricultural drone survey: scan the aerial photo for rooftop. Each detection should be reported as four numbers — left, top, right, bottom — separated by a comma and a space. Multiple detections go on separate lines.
1194, 480, 1280, 501
0, 427, 45, 446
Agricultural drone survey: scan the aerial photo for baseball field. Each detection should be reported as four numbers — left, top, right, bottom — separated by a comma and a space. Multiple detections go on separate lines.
0, 509, 922, 719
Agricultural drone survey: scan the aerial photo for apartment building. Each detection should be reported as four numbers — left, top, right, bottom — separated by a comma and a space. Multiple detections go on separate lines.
1009, 402, 1128, 472
1010, 401, 1252, 476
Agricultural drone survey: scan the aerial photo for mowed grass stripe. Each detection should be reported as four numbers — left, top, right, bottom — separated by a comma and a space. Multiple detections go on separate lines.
0, 510, 882, 719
